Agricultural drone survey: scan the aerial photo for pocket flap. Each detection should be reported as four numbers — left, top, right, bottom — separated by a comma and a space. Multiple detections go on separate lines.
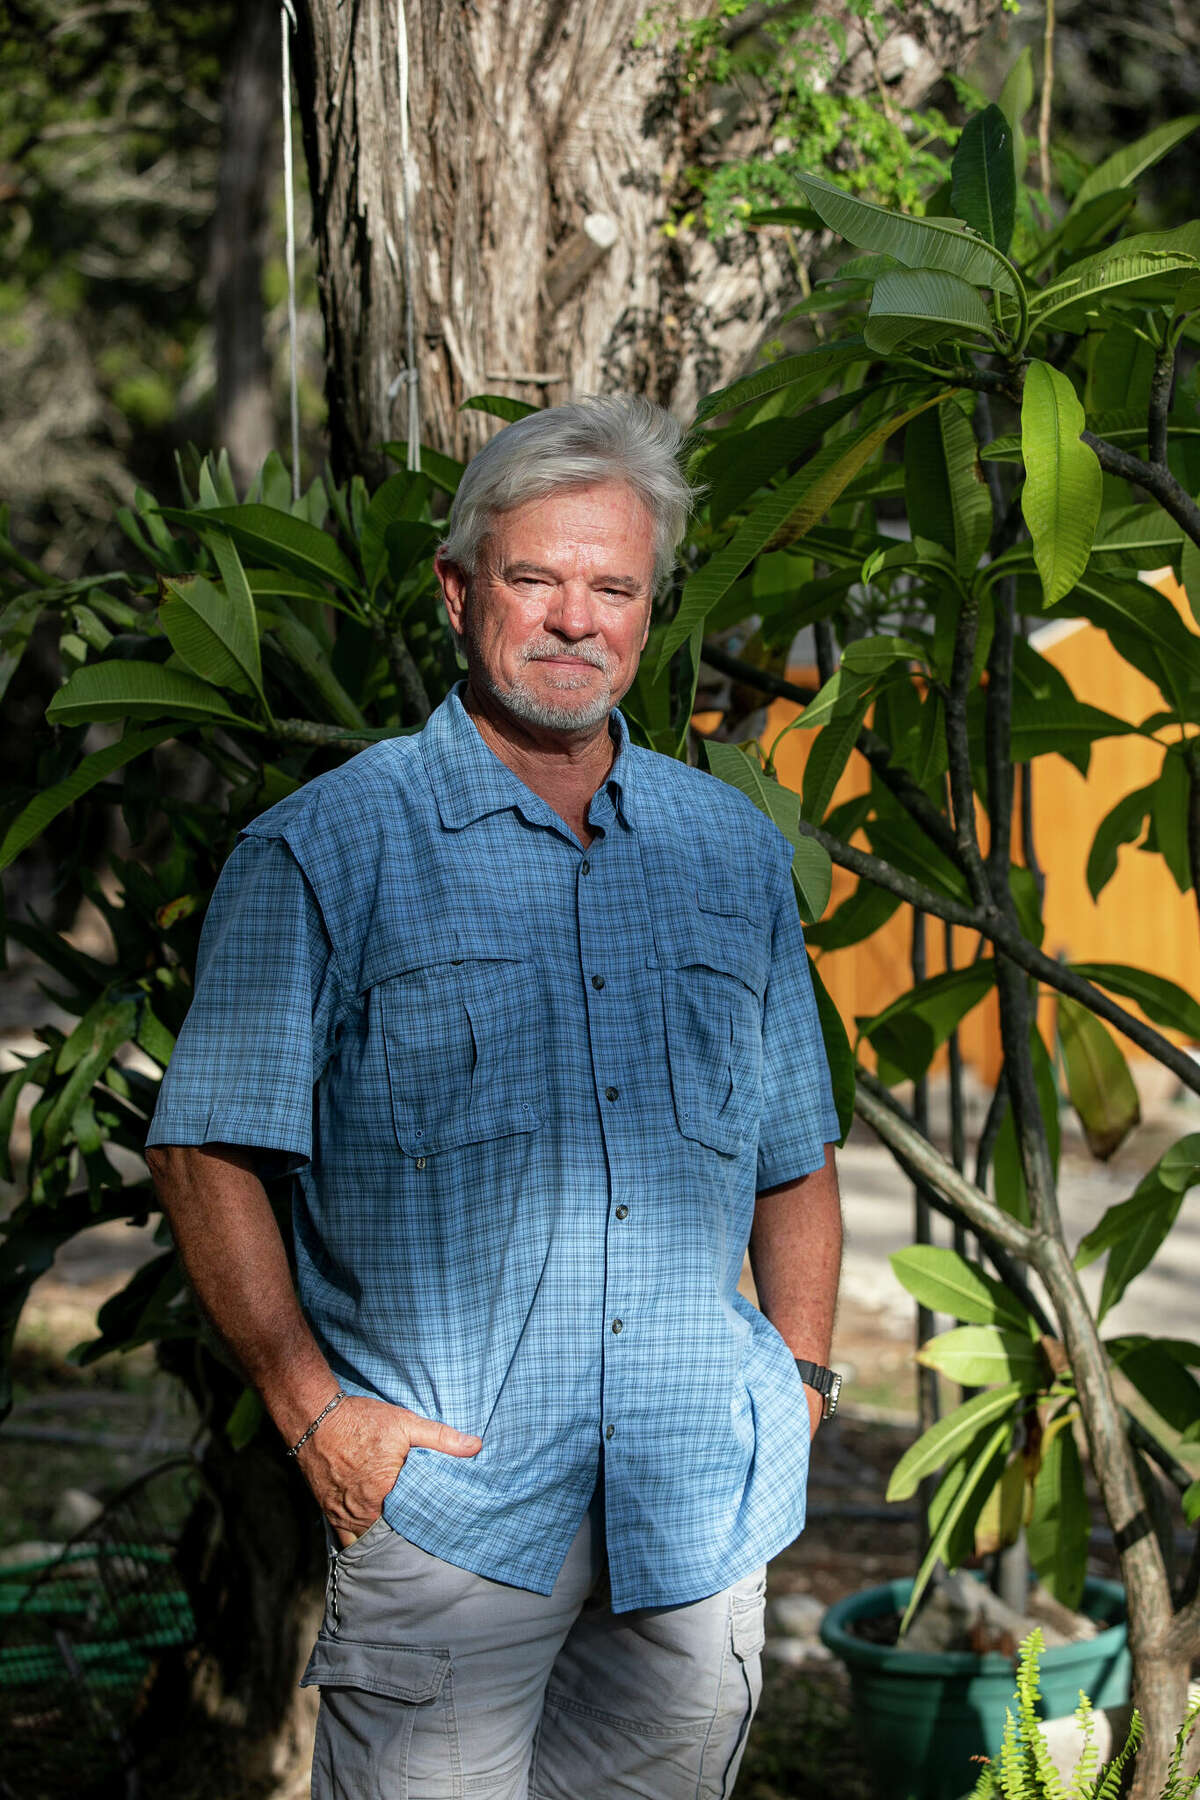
731, 1596, 766, 1661
300, 1632, 450, 1702
361, 921, 528, 991
697, 885, 761, 925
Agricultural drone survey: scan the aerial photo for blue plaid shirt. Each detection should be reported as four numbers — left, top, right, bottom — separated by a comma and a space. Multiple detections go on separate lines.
149, 688, 839, 1609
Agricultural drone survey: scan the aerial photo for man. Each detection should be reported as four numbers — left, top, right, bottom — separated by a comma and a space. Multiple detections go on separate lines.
146, 395, 842, 1800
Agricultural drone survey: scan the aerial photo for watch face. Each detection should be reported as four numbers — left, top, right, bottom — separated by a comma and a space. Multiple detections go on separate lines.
826, 1372, 843, 1417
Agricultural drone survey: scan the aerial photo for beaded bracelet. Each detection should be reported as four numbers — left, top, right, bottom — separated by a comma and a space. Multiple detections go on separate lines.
286, 1387, 348, 1458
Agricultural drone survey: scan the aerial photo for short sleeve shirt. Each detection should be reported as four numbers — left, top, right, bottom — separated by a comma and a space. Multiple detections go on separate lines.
148, 688, 840, 1610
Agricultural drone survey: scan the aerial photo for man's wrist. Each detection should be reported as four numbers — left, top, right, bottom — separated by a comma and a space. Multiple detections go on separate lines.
795, 1358, 842, 1419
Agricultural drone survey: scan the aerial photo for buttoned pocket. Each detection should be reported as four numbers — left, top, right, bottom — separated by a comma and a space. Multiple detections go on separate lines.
303, 1635, 457, 1800
660, 892, 767, 1156
377, 930, 546, 1157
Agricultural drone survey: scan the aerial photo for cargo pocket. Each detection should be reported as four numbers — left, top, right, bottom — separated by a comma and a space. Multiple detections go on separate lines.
302, 1634, 457, 1800
660, 890, 767, 1156
376, 927, 547, 1157
701, 1572, 767, 1799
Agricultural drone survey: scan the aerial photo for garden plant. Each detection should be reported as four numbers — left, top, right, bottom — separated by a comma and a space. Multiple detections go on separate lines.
2, 62, 1200, 1796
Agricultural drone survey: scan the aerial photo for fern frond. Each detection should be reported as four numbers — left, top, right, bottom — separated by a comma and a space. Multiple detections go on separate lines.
1094, 1709, 1143, 1800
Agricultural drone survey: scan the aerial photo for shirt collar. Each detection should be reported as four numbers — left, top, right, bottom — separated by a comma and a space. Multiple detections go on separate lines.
420, 686, 637, 834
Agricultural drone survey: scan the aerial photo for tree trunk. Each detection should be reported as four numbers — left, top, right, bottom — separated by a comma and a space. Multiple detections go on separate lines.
137, 1348, 327, 1797
212, 0, 280, 493
290, 0, 1001, 480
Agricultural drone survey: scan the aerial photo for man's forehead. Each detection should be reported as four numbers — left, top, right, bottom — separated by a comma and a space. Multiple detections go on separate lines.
484, 482, 654, 563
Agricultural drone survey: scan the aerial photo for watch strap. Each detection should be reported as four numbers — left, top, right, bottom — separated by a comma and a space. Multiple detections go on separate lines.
795, 1359, 842, 1418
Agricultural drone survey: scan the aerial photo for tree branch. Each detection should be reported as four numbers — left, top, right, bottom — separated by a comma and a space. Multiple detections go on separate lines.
799, 820, 1200, 1094
943, 596, 993, 909
374, 622, 431, 724
271, 718, 388, 746
1148, 340, 1176, 470
1083, 433, 1200, 549
853, 1071, 1036, 1259
700, 643, 962, 864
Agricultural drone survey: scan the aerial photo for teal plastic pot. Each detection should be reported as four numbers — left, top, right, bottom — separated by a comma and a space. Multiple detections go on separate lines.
819, 1577, 1129, 1800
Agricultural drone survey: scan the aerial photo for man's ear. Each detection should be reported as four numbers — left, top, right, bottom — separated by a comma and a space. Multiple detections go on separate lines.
435, 551, 469, 637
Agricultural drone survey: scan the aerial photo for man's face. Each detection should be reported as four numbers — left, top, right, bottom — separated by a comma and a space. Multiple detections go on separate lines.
437, 481, 655, 736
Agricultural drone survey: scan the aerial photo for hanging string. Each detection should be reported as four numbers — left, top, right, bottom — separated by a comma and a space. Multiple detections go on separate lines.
280, 0, 301, 501
395, 0, 421, 472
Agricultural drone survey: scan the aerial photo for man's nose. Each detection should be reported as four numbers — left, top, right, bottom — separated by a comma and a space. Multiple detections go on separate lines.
546, 580, 599, 638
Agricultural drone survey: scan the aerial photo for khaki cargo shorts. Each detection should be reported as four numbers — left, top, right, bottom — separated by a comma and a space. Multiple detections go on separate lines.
301, 1505, 767, 1799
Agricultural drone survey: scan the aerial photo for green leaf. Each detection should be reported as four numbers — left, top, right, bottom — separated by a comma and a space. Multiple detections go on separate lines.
997, 49, 1033, 181
951, 106, 1016, 254
1068, 116, 1200, 216
0, 593, 45, 705
702, 740, 831, 922
1182, 515, 1200, 630
800, 696, 872, 823
658, 398, 940, 671
1069, 962, 1200, 1042
41, 996, 140, 1157
46, 660, 246, 728
705, 387, 886, 523
900, 1418, 1015, 1630
0, 1050, 53, 1183
858, 962, 995, 1085
1057, 994, 1141, 1160
1027, 1420, 1088, 1610
1070, 574, 1200, 716
1076, 1135, 1200, 1318
1021, 362, 1103, 607
891, 1246, 1035, 1334
1109, 1338, 1200, 1435
459, 394, 539, 423
359, 474, 425, 592
1089, 503, 1183, 567
160, 504, 360, 592
791, 171, 1018, 296
693, 340, 873, 424
807, 956, 854, 1144
917, 1325, 1046, 1390
805, 880, 899, 952
264, 609, 368, 731
1150, 751, 1192, 892
0, 727, 178, 872
1184, 1480, 1200, 1526
864, 268, 996, 355
1035, 245, 1200, 327
160, 565, 263, 705
226, 1384, 264, 1450
887, 1382, 1024, 1502
905, 399, 992, 578
1086, 781, 1158, 900
384, 442, 464, 495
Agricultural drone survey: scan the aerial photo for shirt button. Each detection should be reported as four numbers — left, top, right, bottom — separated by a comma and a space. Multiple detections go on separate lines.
615, 1205, 629, 1220
611, 1318, 624, 1334
592, 974, 605, 991
605, 1424, 615, 1440
605, 1086, 619, 1102
581, 859, 591, 875
415, 1156, 426, 1171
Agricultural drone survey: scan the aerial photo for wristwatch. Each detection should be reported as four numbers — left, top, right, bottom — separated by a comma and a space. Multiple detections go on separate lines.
795, 1359, 843, 1419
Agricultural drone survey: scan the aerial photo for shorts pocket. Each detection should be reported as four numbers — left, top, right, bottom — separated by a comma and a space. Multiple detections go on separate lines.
378, 932, 546, 1157
660, 895, 767, 1156
334, 1511, 395, 1563
700, 1573, 766, 1800
303, 1635, 458, 1800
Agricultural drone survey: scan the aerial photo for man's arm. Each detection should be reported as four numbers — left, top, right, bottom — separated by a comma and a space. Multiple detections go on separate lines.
747, 1142, 842, 1443
147, 1143, 480, 1542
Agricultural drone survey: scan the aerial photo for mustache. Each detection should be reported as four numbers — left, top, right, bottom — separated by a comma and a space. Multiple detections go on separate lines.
519, 642, 610, 672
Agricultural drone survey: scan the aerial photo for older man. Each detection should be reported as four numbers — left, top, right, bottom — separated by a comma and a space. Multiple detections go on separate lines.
146, 395, 842, 1800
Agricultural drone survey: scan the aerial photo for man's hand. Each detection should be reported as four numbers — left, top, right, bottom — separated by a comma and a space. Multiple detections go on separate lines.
296, 1394, 482, 1546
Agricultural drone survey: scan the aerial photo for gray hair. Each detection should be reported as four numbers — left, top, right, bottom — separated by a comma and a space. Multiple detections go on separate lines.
440, 395, 697, 592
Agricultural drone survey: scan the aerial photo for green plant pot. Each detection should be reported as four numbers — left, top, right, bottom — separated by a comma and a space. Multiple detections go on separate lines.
819, 1576, 1129, 1800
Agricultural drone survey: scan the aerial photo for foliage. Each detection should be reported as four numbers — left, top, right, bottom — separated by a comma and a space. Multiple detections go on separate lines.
636, 0, 955, 232
969, 1628, 1200, 1800
4, 50, 1200, 1788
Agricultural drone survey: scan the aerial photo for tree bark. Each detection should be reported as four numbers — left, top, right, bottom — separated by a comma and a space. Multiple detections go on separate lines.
212, 0, 280, 493
290, 0, 1002, 480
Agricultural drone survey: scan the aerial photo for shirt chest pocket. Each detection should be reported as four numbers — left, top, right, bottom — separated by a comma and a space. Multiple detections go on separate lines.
660, 889, 768, 1157
373, 929, 547, 1157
